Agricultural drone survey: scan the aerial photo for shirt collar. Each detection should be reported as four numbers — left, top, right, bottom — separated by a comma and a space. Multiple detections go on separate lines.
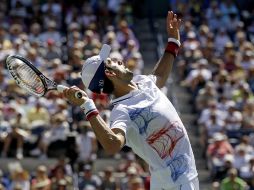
111, 88, 140, 106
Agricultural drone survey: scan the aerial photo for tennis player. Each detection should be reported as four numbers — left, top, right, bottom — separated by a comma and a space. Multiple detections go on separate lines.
63, 11, 199, 190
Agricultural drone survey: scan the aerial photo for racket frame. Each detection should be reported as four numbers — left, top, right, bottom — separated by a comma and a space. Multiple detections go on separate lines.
6, 55, 58, 96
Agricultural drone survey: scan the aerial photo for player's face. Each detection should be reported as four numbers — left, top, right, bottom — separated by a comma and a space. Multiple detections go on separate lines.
105, 58, 133, 82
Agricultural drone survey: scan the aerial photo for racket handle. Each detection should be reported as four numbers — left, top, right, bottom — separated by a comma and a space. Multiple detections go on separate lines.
57, 85, 83, 99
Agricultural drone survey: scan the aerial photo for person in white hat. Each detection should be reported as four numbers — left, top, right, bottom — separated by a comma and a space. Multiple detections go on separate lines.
63, 11, 199, 190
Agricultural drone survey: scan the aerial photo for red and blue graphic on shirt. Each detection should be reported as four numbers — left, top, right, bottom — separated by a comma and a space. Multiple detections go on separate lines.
129, 107, 189, 182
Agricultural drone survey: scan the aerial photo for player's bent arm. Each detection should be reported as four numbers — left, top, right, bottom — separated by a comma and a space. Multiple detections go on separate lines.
152, 53, 175, 88
63, 86, 125, 155
89, 114, 126, 155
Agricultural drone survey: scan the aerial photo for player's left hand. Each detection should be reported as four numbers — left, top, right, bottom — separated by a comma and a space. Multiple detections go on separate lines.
167, 11, 181, 41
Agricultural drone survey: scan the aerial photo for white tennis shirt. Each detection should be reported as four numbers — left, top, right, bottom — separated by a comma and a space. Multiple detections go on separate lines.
110, 75, 198, 189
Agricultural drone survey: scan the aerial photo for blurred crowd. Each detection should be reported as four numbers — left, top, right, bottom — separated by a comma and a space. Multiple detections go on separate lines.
173, 0, 254, 189
1, 0, 254, 189
0, 0, 148, 189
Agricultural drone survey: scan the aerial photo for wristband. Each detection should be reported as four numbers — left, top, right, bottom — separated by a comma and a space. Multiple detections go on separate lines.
80, 99, 99, 120
165, 42, 180, 57
86, 110, 99, 120
168, 38, 181, 47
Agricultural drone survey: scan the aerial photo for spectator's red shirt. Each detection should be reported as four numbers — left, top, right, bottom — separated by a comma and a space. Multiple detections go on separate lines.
207, 141, 234, 158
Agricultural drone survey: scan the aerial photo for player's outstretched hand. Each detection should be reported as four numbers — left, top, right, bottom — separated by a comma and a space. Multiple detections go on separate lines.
167, 11, 181, 41
63, 86, 88, 106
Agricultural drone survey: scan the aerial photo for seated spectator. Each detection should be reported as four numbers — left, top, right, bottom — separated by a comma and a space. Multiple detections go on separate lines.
116, 20, 138, 49
78, 164, 101, 190
240, 51, 254, 71
1, 113, 29, 159
182, 59, 212, 94
100, 166, 117, 190
31, 165, 51, 190
233, 145, 252, 170
26, 101, 50, 126
39, 21, 61, 45
118, 152, 144, 175
102, 31, 120, 51
10, 168, 30, 190
214, 29, 231, 53
120, 166, 139, 190
206, 133, 234, 177
200, 112, 225, 150
235, 135, 254, 155
213, 70, 232, 99
217, 154, 235, 180
0, 169, 10, 190
43, 38, 61, 61
239, 156, 254, 182
198, 100, 226, 127
50, 156, 73, 177
128, 176, 145, 190
51, 166, 73, 190
76, 121, 98, 164
31, 113, 70, 158
242, 100, 254, 129
195, 82, 218, 113
224, 101, 242, 131
182, 31, 200, 51
220, 168, 247, 190
247, 66, 254, 93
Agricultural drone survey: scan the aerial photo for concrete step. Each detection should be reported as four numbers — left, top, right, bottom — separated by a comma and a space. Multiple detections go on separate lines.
136, 32, 155, 42
180, 113, 198, 125
139, 42, 157, 51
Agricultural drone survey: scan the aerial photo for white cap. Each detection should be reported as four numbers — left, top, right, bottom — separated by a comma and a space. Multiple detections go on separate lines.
81, 44, 111, 93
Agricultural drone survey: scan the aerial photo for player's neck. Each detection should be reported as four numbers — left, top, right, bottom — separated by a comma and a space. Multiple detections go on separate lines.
113, 81, 138, 98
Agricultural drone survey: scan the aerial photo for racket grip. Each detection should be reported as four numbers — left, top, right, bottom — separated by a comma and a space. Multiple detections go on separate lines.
57, 85, 83, 99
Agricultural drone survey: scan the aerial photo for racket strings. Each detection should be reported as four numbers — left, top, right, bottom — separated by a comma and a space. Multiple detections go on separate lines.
9, 58, 45, 96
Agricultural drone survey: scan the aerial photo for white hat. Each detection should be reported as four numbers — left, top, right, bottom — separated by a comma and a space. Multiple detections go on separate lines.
81, 44, 111, 93
213, 132, 226, 141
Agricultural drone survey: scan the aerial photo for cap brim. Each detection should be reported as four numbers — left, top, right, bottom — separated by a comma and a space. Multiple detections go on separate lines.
99, 44, 111, 61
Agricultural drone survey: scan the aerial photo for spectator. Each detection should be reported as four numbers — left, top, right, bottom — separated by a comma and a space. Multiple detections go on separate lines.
51, 166, 73, 190
206, 132, 234, 177
233, 145, 252, 170
10, 168, 30, 190
118, 152, 144, 175
242, 100, 254, 129
100, 166, 117, 190
31, 165, 51, 190
78, 164, 101, 190
224, 101, 242, 131
195, 82, 218, 113
1, 113, 28, 159
120, 166, 139, 190
39, 21, 61, 44
200, 112, 225, 150
220, 168, 247, 190
76, 121, 98, 164
239, 156, 254, 182
0, 169, 10, 190
128, 176, 145, 190
32, 113, 70, 159
182, 59, 212, 94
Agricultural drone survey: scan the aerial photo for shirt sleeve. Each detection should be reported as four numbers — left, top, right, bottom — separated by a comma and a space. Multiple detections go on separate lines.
110, 106, 131, 134
146, 74, 157, 84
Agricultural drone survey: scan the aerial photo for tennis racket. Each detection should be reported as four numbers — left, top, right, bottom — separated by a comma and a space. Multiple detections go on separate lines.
6, 55, 82, 98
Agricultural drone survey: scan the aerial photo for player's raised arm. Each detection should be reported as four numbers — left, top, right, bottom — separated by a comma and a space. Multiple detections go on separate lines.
152, 11, 181, 88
